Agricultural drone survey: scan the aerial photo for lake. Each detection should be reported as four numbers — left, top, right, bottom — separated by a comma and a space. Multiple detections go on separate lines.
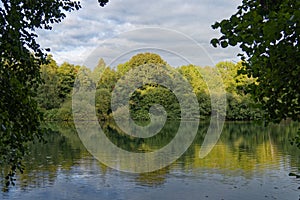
1, 121, 299, 200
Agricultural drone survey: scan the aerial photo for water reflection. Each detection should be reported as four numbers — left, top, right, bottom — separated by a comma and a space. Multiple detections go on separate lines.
0, 121, 299, 199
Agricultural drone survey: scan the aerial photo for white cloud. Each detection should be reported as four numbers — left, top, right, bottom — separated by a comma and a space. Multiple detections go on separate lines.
36, 0, 242, 66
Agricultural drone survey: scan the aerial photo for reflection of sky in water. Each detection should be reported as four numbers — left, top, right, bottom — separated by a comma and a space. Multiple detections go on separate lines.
3, 163, 299, 200
1, 122, 300, 200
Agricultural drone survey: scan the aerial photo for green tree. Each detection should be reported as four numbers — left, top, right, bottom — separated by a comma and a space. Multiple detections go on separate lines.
97, 67, 118, 92
57, 62, 79, 102
92, 58, 106, 84
177, 65, 211, 117
96, 88, 112, 120
216, 61, 239, 94
93, 59, 118, 120
215, 61, 261, 120
37, 55, 61, 110
74, 65, 94, 91
115, 54, 172, 120
211, 0, 300, 123
117, 52, 167, 75
130, 84, 181, 120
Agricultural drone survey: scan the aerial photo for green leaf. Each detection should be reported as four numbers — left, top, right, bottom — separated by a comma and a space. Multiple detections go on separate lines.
210, 38, 219, 47
221, 41, 228, 48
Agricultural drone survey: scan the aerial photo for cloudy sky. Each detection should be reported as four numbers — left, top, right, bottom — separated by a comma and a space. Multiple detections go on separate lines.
36, 0, 242, 68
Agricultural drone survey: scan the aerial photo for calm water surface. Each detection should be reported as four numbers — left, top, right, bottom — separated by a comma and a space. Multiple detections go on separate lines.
1, 121, 300, 200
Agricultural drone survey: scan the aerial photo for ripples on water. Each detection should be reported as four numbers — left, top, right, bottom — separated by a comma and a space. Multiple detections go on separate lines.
0, 122, 299, 200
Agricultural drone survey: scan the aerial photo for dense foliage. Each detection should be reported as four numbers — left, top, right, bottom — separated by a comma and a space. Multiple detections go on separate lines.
210, 0, 300, 149
0, 0, 84, 186
0, 0, 109, 187
38, 53, 262, 122
211, 0, 300, 123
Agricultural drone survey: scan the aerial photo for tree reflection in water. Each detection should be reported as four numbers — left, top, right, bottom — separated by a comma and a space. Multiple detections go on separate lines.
0, 121, 299, 197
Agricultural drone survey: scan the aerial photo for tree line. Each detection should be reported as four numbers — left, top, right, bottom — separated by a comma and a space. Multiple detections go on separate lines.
37, 52, 263, 122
